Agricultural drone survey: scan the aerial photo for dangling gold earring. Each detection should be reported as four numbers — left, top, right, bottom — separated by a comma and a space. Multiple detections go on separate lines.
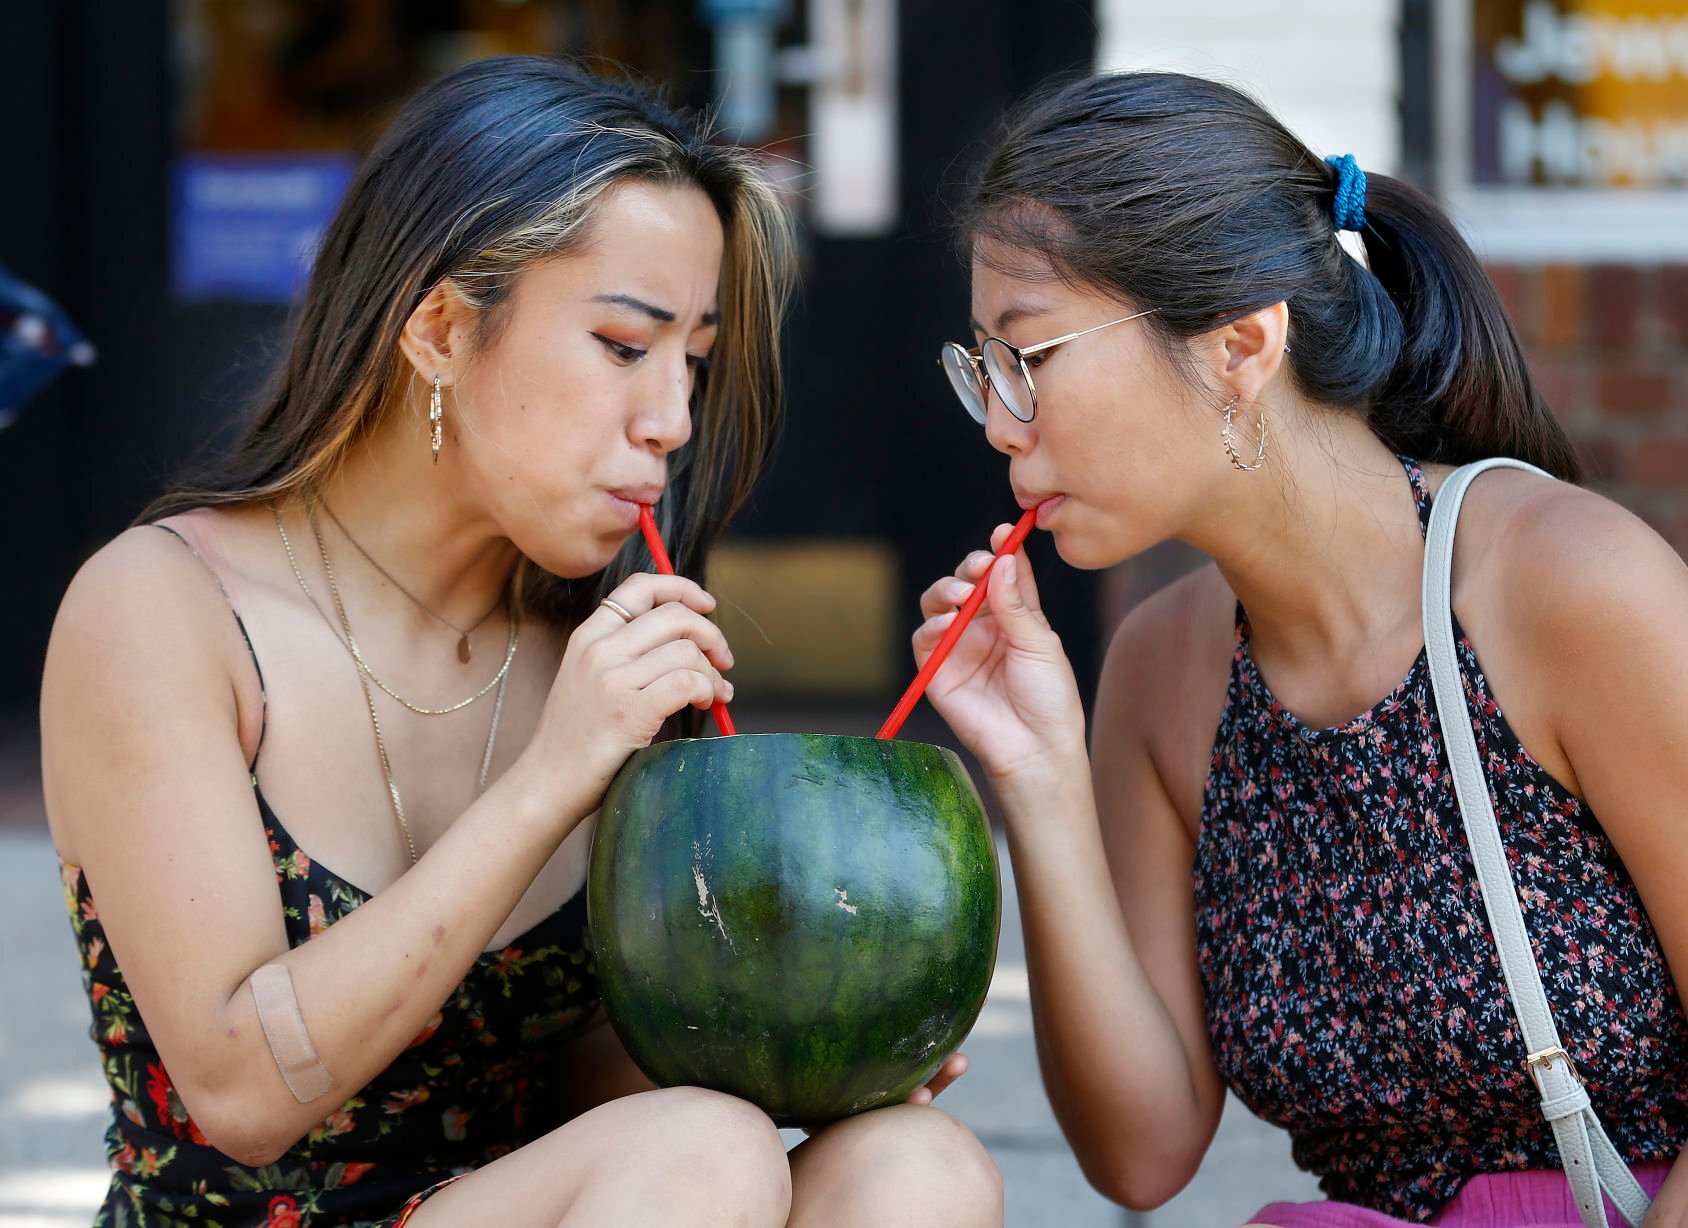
429, 375, 443, 465
1222, 395, 1268, 471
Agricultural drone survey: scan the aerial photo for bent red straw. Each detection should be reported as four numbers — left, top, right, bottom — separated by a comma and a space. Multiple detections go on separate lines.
638, 504, 737, 736
877, 507, 1040, 740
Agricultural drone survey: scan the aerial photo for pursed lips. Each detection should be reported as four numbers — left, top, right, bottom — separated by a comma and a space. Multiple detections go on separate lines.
608, 484, 666, 507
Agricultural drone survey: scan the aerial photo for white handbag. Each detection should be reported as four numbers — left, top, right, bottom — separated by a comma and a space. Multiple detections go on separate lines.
1422, 459, 1652, 1228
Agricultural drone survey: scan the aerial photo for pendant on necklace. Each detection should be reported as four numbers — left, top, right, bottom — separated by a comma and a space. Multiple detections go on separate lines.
458, 632, 472, 664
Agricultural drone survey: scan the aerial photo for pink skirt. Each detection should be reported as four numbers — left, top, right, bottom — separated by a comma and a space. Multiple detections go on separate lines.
1251, 1162, 1672, 1227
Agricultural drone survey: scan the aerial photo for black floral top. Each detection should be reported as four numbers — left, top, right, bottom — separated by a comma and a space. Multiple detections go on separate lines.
62, 788, 599, 1227
1194, 457, 1688, 1221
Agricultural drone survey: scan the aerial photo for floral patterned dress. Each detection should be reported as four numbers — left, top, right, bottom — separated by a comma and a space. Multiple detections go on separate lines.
1194, 457, 1688, 1221
63, 795, 599, 1228
61, 527, 601, 1226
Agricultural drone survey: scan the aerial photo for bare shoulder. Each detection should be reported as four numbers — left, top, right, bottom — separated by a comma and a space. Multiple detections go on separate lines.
1452, 469, 1688, 637
42, 518, 262, 855
1095, 561, 1236, 827
48, 516, 263, 683
1438, 468, 1688, 798
49, 523, 236, 675
63, 516, 208, 601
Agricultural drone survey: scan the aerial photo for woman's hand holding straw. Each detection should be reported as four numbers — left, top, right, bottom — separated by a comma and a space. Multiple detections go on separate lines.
638, 505, 738, 736
878, 507, 1040, 740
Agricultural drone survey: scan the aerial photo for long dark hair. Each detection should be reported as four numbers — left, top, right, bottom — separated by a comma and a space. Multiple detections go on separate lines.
144, 56, 796, 623
959, 72, 1580, 481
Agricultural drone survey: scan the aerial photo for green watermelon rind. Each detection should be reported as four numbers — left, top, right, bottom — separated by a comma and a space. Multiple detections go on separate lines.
587, 733, 1001, 1129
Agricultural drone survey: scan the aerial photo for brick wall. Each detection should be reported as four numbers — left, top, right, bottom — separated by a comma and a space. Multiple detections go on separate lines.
1489, 263, 1688, 555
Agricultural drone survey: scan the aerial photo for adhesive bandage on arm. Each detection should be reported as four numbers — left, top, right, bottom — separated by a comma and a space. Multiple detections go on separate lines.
249, 963, 335, 1103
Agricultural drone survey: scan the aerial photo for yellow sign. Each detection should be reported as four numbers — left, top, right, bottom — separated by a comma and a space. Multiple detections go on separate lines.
1472, 0, 1688, 186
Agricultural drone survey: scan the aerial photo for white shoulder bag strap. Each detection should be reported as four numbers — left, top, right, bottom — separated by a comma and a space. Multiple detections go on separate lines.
1422, 458, 1651, 1228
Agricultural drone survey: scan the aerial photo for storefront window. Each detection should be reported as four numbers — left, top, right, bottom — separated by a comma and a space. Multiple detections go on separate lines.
167, 0, 716, 301
1437, 0, 1688, 258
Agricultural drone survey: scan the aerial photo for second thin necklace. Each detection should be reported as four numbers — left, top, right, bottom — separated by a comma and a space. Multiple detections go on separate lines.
276, 497, 519, 717
275, 497, 518, 863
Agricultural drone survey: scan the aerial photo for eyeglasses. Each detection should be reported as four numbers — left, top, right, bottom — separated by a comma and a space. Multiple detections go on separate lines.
939, 308, 1158, 424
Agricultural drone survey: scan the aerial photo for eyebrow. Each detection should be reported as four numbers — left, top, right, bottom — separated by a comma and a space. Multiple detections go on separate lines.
592, 293, 720, 327
968, 303, 1049, 336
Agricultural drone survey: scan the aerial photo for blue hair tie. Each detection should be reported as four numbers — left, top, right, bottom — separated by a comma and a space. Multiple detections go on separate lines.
1325, 153, 1366, 232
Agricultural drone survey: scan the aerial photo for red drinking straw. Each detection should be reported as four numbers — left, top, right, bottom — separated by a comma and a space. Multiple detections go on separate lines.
638, 504, 738, 736
877, 507, 1040, 740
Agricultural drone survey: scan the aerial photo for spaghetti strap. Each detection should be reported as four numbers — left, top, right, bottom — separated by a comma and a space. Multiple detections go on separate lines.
152, 523, 269, 765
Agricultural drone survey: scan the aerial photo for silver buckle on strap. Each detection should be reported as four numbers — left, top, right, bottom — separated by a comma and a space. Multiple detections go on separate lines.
1526, 1045, 1584, 1085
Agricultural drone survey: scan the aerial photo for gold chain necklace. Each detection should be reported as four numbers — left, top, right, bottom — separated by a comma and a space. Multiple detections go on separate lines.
275, 500, 519, 716
273, 500, 515, 864
317, 495, 502, 664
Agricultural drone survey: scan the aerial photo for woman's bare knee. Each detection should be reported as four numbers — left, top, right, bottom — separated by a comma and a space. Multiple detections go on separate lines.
409, 1086, 789, 1228
880, 1107, 1002, 1224
789, 1104, 1002, 1227
653, 1088, 787, 1152
581, 1087, 791, 1225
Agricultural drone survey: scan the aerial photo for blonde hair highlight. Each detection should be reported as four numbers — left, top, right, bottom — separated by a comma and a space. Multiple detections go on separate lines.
143, 58, 796, 641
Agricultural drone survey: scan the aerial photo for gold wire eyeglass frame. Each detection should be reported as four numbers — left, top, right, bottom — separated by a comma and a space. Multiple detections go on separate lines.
940, 307, 1159, 424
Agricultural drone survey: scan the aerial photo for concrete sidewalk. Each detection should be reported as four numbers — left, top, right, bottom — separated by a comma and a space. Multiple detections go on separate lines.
0, 821, 1319, 1227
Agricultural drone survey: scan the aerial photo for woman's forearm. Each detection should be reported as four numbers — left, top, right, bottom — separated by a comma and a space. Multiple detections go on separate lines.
188, 764, 595, 1164
992, 764, 1218, 1206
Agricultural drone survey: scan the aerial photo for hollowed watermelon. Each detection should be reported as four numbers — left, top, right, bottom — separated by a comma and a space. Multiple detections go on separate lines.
587, 732, 1000, 1128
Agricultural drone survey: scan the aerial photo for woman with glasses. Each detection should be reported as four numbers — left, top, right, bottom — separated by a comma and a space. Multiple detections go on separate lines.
40, 57, 999, 1228
915, 71, 1688, 1227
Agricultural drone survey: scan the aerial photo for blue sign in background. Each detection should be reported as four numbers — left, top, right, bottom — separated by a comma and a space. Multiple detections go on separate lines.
172, 154, 358, 302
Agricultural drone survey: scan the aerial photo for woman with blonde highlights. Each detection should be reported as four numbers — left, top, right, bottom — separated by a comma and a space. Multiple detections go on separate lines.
43, 57, 1000, 1227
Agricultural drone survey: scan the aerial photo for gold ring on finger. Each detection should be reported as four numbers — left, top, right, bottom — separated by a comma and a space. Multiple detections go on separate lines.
600, 597, 636, 624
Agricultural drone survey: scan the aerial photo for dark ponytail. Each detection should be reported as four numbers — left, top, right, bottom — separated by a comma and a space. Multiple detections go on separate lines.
960, 72, 1581, 482
1359, 175, 1579, 479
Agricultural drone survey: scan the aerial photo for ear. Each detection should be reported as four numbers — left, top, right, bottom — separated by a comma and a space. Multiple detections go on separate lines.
1205, 300, 1289, 405
397, 280, 472, 387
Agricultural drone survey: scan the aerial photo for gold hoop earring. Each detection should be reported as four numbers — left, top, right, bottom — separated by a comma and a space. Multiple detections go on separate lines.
429, 375, 443, 465
1222, 396, 1268, 472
